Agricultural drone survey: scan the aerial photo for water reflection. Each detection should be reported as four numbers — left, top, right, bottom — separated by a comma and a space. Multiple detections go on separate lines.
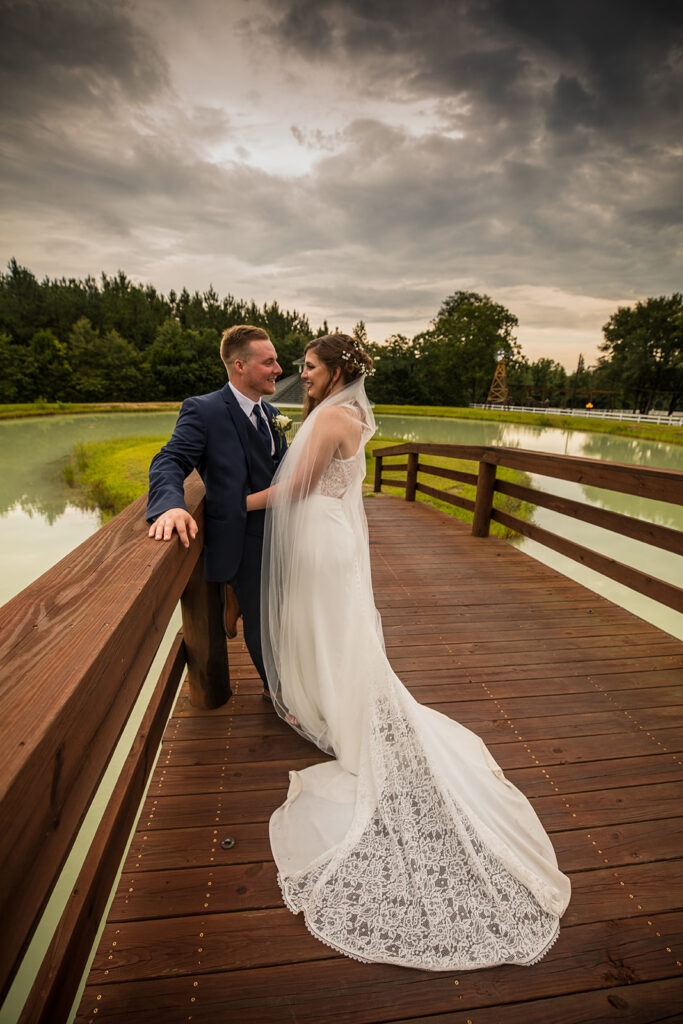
0, 503, 101, 606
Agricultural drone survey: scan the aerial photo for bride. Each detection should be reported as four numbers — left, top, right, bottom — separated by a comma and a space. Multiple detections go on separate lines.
246, 333, 570, 971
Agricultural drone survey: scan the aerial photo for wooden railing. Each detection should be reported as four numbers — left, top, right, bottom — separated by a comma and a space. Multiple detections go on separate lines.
374, 443, 683, 613
0, 472, 229, 1023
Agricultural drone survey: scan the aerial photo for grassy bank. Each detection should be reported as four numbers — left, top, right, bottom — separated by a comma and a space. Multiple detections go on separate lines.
66, 433, 533, 538
0, 401, 181, 419
372, 403, 683, 446
64, 436, 167, 520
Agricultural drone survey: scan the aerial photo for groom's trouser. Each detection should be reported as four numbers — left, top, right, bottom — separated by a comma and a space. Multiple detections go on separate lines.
227, 532, 268, 688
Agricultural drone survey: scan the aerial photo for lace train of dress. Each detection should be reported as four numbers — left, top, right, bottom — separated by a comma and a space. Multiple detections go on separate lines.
263, 393, 570, 971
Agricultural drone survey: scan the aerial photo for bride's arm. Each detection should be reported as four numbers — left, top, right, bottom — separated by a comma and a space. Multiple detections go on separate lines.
246, 407, 356, 510
246, 484, 277, 510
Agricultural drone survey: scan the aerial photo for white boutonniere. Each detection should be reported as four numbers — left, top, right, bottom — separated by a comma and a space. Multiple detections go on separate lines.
272, 414, 293, 437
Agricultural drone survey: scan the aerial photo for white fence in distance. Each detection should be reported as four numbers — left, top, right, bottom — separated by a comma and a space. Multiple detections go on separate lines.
470, 404, 683, 426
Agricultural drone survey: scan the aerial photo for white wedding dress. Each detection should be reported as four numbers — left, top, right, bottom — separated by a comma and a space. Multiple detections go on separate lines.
261, 380, 570, 971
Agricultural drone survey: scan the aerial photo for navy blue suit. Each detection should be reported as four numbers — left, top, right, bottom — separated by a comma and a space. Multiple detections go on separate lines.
147, 383, 286, 684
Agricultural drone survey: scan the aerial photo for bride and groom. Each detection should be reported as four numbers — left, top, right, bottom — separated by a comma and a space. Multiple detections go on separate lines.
147, 326, 570, 970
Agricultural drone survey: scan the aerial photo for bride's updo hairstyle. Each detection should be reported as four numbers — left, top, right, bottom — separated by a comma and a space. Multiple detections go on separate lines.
302, 333, 373, 418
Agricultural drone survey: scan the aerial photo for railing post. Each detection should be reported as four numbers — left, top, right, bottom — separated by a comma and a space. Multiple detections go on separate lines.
472, 460, 497, 537
374, 454, 383, 493
406, 451, 419, 502
181, 553, 231, 708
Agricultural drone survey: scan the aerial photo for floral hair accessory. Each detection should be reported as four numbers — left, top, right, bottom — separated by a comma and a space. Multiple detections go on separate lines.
340, 341, 374, 376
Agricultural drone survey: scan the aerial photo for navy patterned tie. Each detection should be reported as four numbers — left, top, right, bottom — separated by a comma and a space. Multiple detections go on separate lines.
253, 404, 272, 453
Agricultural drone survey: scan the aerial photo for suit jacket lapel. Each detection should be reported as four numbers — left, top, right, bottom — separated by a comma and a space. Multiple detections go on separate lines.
221, 383, 255, 475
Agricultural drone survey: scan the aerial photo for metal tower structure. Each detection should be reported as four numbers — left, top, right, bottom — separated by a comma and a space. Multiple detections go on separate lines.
487, 353, 509, 404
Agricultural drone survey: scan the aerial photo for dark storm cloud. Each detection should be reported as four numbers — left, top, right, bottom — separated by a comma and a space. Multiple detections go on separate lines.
265, 0, 683, 142
0, 0, 167, 117
270, 0, 683, 300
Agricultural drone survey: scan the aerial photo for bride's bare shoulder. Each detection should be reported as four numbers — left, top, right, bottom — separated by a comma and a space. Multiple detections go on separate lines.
316, 404, 360, 428
315, 404, 362, 449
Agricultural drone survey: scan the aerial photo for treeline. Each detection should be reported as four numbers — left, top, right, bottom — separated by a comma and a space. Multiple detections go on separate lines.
365, 292, 682, 414
0, 260, 318, 402
0, 260, 680, 413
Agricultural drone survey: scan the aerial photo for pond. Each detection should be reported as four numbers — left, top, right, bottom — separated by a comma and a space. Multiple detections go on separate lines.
1, 411, 682, 639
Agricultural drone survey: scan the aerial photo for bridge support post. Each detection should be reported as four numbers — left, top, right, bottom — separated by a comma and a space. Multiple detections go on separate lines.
472, 460, 497, 537
181, 553, 231, 708
406, 452, 419, 501
374, 454, 383, 492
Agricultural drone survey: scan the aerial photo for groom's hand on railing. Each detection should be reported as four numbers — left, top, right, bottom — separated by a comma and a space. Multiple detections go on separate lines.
148, 508, 198, 549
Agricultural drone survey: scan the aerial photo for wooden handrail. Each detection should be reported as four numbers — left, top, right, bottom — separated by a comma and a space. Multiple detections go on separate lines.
373, 442, 683, 506
373, 442, 683, 612
0, 471, 229, 1014
19, 633, 187, 1024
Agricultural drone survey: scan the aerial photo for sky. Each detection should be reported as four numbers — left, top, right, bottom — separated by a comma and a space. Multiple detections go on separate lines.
1, 0, 681, 370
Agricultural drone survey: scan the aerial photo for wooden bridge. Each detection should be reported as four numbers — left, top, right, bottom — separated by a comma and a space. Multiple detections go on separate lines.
1, 444, 682, 1023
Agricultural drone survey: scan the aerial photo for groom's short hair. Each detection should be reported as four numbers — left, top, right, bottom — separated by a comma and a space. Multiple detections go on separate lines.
220, 325, 270, 370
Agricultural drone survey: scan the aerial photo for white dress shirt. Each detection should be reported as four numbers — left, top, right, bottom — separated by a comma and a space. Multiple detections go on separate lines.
229, 382, 275, 455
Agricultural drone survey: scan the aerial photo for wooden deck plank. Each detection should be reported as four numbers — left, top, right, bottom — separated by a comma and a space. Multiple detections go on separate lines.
77, 495, 683, 1024
391, 977, 683, 1023
172, 704, 681, 744
133, 778, 683, 836
106, 856, 683, 927
77, 914, 683, 1022
121, 816, 683, 878
156, 725, 683, 770
139, 751, 683, 801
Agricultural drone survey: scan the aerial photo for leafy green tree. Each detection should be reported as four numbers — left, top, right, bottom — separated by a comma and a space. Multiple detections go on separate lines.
505, 354, 532, 404
30, 328, 72, 400
353, 321, 368, 346
67, 317, 104, 400
275, 331, 309, 375
147, 319, 226, 399
0, 260, 43, 342
0, 332, 31, 401
99, 271, 171, 347
416, 291, 520, 405
526, 358, 568, 405
597, 295, 683, 414
67, 318, 150, 401
366, 335, 431, 405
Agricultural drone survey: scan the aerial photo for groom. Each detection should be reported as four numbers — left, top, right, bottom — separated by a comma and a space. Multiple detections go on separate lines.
146, 325, 286, 691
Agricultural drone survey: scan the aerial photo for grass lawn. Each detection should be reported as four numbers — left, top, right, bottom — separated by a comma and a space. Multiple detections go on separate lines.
66, 433, 532, 539
0, 401, 181, 419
